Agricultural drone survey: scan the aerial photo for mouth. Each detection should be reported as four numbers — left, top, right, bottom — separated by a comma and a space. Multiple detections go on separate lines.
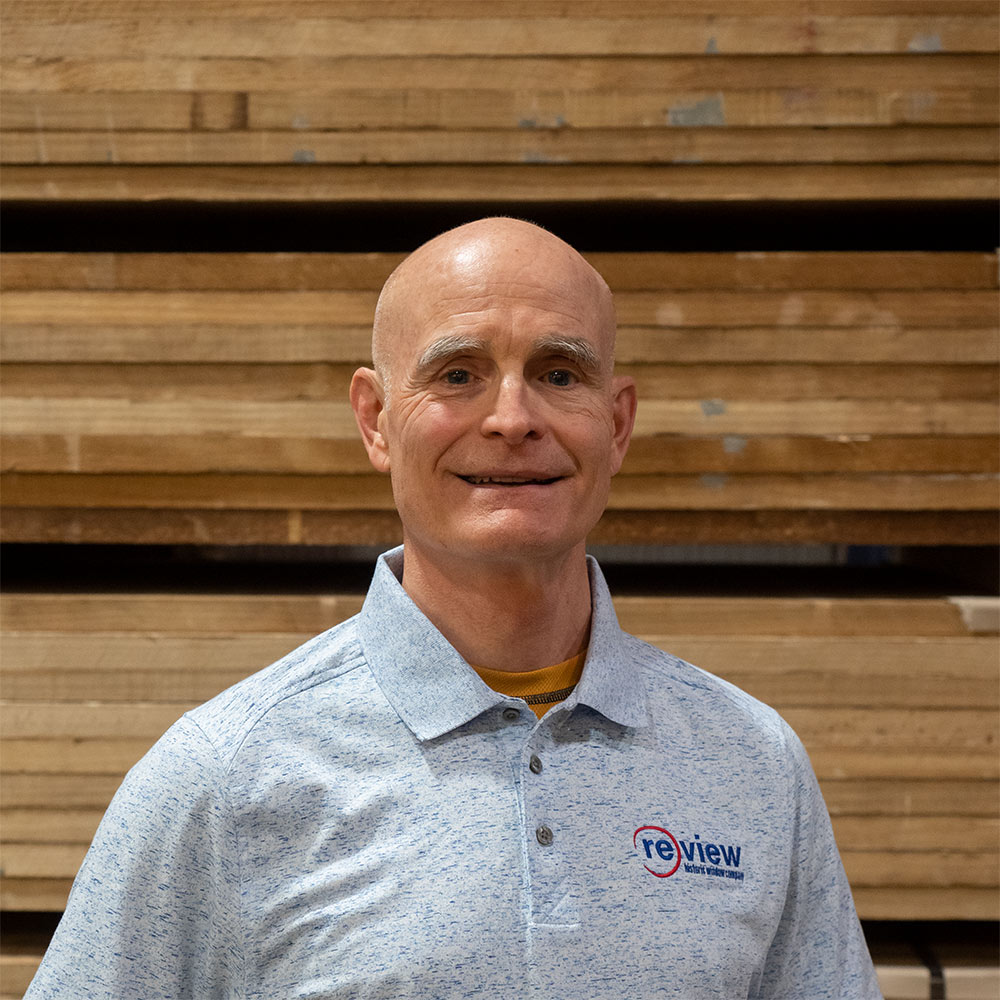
457, 475, 564, 486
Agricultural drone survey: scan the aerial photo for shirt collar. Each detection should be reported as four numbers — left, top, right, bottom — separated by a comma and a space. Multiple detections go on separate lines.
357, 546, 650, 741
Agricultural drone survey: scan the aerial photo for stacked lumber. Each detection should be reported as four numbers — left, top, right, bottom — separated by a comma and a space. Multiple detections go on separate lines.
1, 589, 997, 922
2, 250, 996, 546
1, 1, 997, 203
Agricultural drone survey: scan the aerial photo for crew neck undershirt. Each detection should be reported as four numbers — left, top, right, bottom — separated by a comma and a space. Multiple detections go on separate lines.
472, 651, 587, 719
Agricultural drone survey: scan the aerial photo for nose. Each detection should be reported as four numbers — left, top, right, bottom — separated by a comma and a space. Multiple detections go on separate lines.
480, 375, 543, 442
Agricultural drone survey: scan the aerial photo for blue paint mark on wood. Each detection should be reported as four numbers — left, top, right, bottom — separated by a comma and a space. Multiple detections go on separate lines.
667, 95, 725, 127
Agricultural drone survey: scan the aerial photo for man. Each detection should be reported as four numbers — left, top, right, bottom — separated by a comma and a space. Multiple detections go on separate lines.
27, 219, 880, 998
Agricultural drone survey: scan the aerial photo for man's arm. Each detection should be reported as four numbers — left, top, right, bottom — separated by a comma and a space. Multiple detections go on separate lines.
25, 716, 243, 999
755, 725, 882, 999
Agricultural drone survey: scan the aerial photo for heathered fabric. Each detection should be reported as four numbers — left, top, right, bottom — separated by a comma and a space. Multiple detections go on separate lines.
27, 548, 880, 999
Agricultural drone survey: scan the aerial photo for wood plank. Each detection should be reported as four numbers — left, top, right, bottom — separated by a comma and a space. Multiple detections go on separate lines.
2, 470, 996, 512
5, 506, 995, 547
833, 816, 1000, 852
6, 289, 993, 327
844, 851, 999, 888
587, 510, 999, 547
3, 251, 996, 291
4, 325, 994, 364
2, 740, 996, 781
1, 290, 377, 325
0, 326, 979, 370
0, 773, 123, 810
854, 886, 999, 920
0, 875, 71, 911
0, 739, 155, 774
6, 362, 994, 403
6, 86, 995, 132
0, 952, 40, 998
813, 750, 1000, 783
5, 15, 996, 57
0, 809, 104, 844
782, 708, 998, 752
3, 396, 995, 438
2, 163, 995, 202
4, 125, 995, 165
625, 364, 1000, 401
4, 593, 987, 637
3, 634, 995, 707
3, 703, 995, 749
5, 433, 994, 476
4, 54, 994, 92
250, 86, 1000, 129
615, 328, 1000, 364
6, 3, 997, 20
823, 779, 999, 817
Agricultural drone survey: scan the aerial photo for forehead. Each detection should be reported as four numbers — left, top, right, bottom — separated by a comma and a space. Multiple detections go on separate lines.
404, 245, 611, 354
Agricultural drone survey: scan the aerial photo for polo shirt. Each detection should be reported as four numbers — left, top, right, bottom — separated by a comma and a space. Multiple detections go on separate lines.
26, 547, 880, 999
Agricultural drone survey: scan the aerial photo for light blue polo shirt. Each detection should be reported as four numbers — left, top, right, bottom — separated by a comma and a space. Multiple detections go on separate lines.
27, 548, 880, 999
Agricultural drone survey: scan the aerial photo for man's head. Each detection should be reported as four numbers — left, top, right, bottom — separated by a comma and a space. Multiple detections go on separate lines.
350, 217, 636, 569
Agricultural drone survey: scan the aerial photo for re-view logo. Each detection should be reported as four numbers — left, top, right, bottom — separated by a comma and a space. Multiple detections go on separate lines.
633, 825, 745, 882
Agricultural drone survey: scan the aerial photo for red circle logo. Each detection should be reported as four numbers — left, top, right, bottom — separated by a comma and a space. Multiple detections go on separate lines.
633, 825, 682, 878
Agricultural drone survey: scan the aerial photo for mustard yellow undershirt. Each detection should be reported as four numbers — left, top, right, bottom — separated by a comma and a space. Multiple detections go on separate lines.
473, 651, 587, 719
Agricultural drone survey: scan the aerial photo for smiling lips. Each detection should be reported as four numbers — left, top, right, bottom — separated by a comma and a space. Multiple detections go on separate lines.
458, 474, 564, 486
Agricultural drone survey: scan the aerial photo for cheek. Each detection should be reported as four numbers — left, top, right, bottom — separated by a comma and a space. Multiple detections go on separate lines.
388, 401, 467, 461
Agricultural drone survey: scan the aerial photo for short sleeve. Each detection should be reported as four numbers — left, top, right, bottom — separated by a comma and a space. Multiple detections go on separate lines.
754, 724, 882, 999
24, 715, 244, 1000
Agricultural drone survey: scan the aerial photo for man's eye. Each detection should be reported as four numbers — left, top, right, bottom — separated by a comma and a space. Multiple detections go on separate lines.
545, 369, 575, 387
444, 369, 471, 385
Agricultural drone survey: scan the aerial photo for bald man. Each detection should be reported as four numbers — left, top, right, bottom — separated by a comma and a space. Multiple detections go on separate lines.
27, 219, 880, 999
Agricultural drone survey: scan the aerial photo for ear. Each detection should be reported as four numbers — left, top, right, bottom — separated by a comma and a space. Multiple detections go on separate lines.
609, 375, 637, 476
350, 367, 391, 473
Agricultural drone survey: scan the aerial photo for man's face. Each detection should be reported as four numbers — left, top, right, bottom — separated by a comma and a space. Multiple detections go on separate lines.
355, 233, 636, 570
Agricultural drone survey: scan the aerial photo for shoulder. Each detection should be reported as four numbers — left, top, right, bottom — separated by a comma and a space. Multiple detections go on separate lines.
177, 614, 368, 769
620, 631, 800, 761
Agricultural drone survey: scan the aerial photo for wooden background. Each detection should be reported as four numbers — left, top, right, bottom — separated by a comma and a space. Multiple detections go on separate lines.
1, 2, 998, 997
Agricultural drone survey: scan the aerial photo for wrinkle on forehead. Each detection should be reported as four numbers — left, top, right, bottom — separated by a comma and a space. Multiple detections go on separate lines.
372, 218, 616, 399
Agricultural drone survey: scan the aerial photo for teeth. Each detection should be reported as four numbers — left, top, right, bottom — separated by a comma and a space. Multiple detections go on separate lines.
462, 476, 556, 485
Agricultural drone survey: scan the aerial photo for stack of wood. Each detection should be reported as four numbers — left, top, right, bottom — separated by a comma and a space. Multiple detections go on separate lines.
1, 1, 997, 203
0, 2, 998, 996
2, 250, 997, 546
1, 588, 997, 992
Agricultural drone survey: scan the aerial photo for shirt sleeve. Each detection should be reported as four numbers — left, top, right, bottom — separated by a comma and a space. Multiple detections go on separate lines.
24, 715, 244, 1000
754, 724, 883, 1000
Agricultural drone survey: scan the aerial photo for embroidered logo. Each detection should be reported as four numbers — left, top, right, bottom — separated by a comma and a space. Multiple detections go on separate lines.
633, 825, 745, 882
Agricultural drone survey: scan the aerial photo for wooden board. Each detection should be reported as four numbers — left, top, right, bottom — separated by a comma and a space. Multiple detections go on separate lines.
3, 251, 997, 291
5, 14, 997, 57
4, 55, 995, 92
4, 593, 991, 637
4, 507, 996, 546
4, 126, 995, 164
3, 163, 996, 202
4, 87, 997, 131
3, 634, 996, 707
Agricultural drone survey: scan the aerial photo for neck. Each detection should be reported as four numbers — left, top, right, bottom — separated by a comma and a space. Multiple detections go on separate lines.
399, 541, 593, 673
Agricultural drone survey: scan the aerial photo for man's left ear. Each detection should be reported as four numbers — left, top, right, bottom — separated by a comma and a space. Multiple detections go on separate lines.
349, 367, 391, 473
609, 376, 638, 475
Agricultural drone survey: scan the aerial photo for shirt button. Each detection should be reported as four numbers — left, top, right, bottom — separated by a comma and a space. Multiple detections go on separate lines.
502, 707, 520, 722
529, 754, 543, 774
536, 825, 553, 846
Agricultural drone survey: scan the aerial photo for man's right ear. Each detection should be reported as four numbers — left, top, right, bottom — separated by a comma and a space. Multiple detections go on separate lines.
349, 367, 391, 473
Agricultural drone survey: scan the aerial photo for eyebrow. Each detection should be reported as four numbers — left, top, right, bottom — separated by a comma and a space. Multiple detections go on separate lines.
413, 334, 604, 378
413, 335, 489, 375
